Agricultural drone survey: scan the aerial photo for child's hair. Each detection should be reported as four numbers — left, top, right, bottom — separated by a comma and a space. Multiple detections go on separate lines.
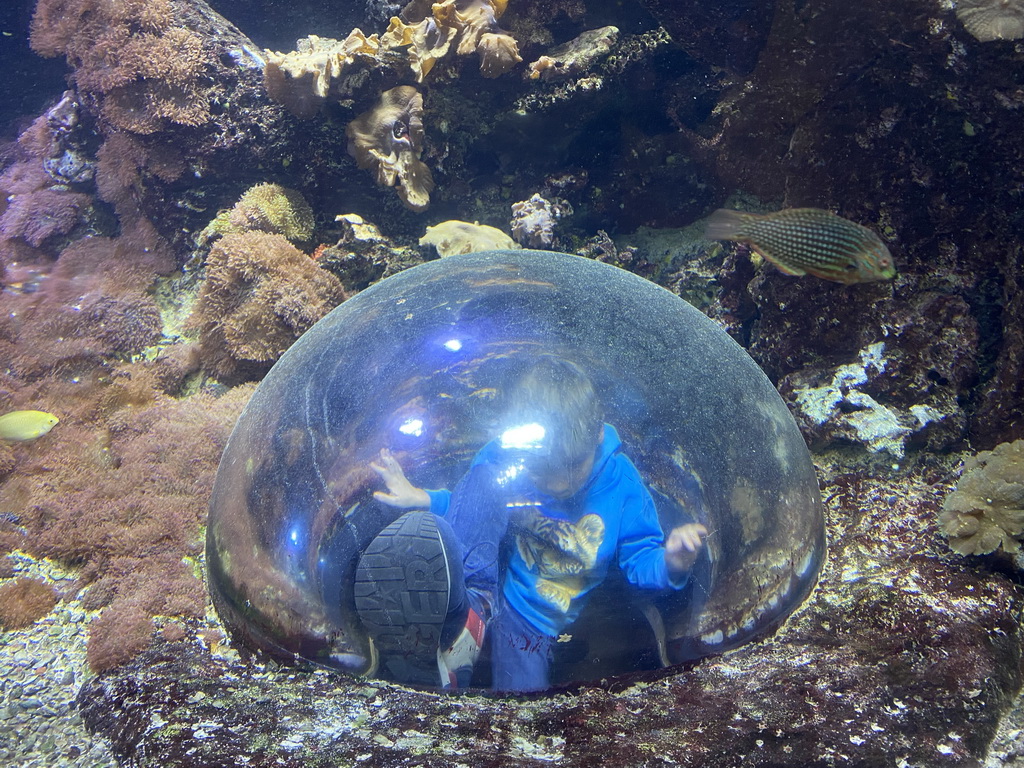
504, 356, 603, 466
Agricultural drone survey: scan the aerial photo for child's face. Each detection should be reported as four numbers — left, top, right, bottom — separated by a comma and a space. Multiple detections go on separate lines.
526, 449, 596, 500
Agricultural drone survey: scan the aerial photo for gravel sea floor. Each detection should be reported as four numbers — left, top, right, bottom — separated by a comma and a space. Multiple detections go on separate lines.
0, 554, 116, 768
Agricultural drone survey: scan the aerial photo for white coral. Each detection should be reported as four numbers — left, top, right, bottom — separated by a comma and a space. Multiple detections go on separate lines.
956, 0, 1024, 41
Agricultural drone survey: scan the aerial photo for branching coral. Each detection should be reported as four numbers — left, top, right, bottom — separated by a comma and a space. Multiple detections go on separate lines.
940, 439, 1024, 556
190, 232, 348, 382
199, 183, 316, 245
347, 86, 435, 212
30, 0, 214, 134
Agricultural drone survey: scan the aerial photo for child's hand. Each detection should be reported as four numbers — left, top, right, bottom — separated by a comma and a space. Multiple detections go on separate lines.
370, 448, 431, 509
664, 523, 709, 574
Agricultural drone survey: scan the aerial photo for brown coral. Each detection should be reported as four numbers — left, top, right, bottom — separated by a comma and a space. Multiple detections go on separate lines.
191, 232, 348, 382
381, 16, 458, 82
86, 603, 155, 673
263, 31, 381, 119
956, 0, 1024, 41
940, 439, 1024, 555
0, 188, 90, 249
262, 0, 520, 115
439, 0, 521, 77
30, 0, 213, 134
347, 86, 434, 212
0, 577, 59, 630
0, 361, 253, 669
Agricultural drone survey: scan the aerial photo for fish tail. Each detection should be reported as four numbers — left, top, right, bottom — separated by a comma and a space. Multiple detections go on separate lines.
704, 209, 755, 241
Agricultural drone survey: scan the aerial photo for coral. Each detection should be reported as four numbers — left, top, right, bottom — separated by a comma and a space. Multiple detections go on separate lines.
380, 15, 458, 82
785, 341, 950, 458
477, 31, 522, 77
419, 219, 520, 256
527, 25, 619, 81
30, 0, 214, 134
347, 86, 434, 212
956, 0, 1024, 41
0, 444, 14, 480
190, 232, 348, 382
263, 0, 521, 116
384, 0, 521, 78
86, 603, 155, 673
441, 0, 521, 77
510, 193, 571, 248
0, 235, 168, 380
0, 354, 254, 670
263, 31, 382, 119
160, 620, 187, 642
200, 183, 316, 245
95, 132, 185, 233
940, 439, 1024, 556
0, 188, 90, 249
316, 213, 422, 291
0, 577, 59, 629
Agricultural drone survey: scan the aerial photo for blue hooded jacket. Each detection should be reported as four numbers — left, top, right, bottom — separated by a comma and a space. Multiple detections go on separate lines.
427, 424, 686, 636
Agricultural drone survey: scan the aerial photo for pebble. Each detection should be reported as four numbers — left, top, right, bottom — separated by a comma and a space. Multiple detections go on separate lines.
0, 557, 118, 768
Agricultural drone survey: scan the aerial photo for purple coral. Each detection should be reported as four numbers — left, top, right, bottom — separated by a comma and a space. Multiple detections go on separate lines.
0, 188, 89, 248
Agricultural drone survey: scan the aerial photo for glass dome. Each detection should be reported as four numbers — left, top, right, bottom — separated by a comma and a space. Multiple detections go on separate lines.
206, 249, 824, 691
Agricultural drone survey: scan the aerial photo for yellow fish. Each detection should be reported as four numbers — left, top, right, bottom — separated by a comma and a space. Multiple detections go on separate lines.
705, 207, 896, 285
0, 410, 60, 442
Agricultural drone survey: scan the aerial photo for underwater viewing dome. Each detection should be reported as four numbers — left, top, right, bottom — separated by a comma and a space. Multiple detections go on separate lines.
206, 250, 824, 691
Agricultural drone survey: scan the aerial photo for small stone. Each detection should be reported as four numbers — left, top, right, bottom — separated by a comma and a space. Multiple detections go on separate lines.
36, 652, 56, 667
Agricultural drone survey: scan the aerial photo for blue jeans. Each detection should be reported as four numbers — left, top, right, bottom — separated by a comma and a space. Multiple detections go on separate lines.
490, 603, 556, 692
440, 462, 559, 691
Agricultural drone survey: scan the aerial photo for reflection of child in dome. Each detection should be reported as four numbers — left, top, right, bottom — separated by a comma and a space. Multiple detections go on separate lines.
357, 356, 707, 692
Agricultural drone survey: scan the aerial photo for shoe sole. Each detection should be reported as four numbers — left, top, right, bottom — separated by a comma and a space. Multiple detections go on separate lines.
354, 511, 451, 683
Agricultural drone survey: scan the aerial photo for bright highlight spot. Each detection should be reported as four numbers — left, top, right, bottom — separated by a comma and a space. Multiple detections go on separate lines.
500, 422, 546, 451
399, 418, 424, 437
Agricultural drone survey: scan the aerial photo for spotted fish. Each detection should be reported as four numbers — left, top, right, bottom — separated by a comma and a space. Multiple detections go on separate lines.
705, 207, 896, 284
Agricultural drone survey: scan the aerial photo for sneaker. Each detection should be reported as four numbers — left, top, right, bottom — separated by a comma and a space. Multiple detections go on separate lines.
438, 606, 486, 689
354, 511, 453, 685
